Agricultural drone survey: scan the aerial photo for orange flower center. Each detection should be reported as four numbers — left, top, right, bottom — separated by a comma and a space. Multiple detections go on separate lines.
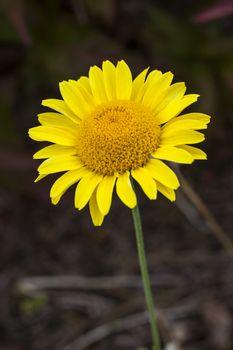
76, 100, 160, 176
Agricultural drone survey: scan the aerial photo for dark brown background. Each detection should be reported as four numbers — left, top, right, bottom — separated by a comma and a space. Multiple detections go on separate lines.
0, 0, 233, 349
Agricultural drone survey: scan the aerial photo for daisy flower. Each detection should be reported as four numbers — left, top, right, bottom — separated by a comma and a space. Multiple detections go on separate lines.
29, 60, 210, 226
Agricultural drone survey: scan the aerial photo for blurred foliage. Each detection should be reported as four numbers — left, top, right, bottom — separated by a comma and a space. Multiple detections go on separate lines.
19, 293, 48, 317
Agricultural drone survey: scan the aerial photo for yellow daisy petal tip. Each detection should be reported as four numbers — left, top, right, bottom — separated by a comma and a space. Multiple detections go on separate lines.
169, 181, 180, 191
199, 154, 207, 160
34, 174, 46, 183
102, 59, 116, 69
92, 214, 105, 226
41, 99, 47, 106
118, 59, 129, 67
59, 81, 67, 95
89, 191, 105, 226
204, 115, 211, 124
51, 195, 62, 205
51, 197, 56, 205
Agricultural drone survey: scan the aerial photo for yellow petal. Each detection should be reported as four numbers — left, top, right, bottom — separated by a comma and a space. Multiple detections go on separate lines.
178, 112, 211, 124
42, 99, 80, 123
51, 192, 64, 205
33, 145, 76, 159
34, 174, 47, 183
75, 172, 103, 210
162, 115, 209, 133
131, 68, 149, 100
142, 71, 173, 109
59, 81, 91, 119
38, 156, 82, 175
157, 182, 176, 201
116, 60, 132, 100
162, 120, 207, 135
96, 175, 116, 215
77, 76, 92, 94
161, 130, 205, 146
38, 112, 78, 131
89, 190, 105, 226
135, 70, 162, 103
165, 113, 211, 130
178, 145, 207, 160
154, 82, 186, 114
116, 171, 137, 208
152, 146, 193, 164
146, 70, 163, 85
102, 60, 116, 100
28, 126, 77, 146
156, 94, 199, 125
50, 167, 89, 198
131, 167, 157, 199
88, 65, 108, 104
68, 79, 96, 109
146, 159, 180, 189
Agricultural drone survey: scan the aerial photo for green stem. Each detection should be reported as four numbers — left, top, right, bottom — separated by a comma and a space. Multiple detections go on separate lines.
131, 204, 161, 350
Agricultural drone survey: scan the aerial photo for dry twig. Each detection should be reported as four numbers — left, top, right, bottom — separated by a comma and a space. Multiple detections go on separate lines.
63, 311, 149, 350
17, 273, 183, 295
173, 165, 233, 255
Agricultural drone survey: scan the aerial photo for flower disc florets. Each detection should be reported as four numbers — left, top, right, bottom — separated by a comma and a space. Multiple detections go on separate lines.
76, 100, 161, 175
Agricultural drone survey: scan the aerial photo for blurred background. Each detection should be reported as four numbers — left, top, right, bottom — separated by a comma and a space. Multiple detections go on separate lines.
0, 0, 233, 349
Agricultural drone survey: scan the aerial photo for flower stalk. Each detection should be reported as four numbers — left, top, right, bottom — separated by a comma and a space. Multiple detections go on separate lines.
131, 203, 161, 350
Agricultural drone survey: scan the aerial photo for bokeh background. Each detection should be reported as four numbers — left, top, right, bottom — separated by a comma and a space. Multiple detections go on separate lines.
0, 0, 233, 349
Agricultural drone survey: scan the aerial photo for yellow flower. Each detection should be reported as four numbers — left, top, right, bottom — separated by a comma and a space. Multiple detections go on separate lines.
29, 60, 210, 226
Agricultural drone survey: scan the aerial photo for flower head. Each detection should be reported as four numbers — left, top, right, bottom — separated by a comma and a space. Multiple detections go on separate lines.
29, 60, 210, 225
